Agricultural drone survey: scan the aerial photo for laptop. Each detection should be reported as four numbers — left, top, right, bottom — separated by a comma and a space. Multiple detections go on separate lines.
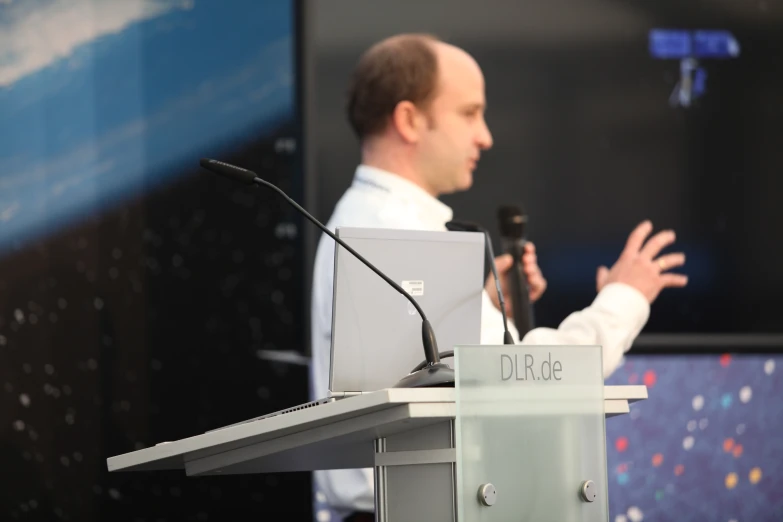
207, 227, 485, 431
328, 226, 485, 395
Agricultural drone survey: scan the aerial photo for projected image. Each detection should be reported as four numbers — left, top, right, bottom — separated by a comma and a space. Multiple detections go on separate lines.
0, 2, 311, 521
649, 29, 741, 108
0, 0, 294, 256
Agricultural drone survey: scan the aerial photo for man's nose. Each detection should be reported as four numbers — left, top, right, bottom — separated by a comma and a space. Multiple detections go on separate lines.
477, 119, 493, 150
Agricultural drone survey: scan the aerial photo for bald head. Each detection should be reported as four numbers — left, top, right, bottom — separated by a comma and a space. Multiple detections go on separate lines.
428, 40, 486, 118
431, 40, 484, 91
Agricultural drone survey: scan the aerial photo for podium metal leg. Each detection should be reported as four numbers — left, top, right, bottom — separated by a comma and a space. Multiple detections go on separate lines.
374, 438, 388, 522
374, 420, 456, 522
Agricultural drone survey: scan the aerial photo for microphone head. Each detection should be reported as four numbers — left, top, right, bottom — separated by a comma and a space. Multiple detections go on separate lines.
199, 158, 257, 185
497, 205, 527, 239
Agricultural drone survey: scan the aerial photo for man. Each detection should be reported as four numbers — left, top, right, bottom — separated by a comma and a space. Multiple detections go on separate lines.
310, 33, 687, 521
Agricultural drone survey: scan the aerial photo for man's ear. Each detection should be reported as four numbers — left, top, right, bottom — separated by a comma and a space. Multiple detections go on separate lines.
391, 101, 424, 144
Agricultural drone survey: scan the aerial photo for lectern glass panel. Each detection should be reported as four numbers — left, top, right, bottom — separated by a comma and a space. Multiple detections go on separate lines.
454, 345, 608, 522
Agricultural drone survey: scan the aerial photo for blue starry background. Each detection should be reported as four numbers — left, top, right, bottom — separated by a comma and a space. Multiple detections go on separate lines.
605, 354, 783, 521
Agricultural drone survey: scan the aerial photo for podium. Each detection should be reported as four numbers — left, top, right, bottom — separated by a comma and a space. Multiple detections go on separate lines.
108, 345, 646, 521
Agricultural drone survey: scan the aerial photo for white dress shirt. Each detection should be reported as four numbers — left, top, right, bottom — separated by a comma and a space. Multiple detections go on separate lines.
310, 164, 650, 517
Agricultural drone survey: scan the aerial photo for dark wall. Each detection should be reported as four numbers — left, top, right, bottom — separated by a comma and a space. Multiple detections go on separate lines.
309, 0, 783, 337
0, 2, 311, 521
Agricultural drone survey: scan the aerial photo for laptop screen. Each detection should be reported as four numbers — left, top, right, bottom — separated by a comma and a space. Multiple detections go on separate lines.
330, 227, 485, 392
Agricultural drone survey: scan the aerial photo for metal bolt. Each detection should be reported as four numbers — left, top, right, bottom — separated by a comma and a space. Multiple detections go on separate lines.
477, 483, 497, 506
580, 480, 597, 502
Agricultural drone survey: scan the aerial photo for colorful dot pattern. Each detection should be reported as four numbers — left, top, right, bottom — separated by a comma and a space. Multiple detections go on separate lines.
606, 354, 783, 520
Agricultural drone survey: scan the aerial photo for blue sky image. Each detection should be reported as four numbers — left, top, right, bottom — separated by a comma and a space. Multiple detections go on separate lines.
0, 0, 295, 256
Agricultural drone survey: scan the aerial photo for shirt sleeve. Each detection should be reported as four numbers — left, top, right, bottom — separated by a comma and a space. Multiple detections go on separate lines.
481, 283, 650, 378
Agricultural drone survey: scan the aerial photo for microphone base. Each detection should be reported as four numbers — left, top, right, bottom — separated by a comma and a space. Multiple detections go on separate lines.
393, 362, 455, 388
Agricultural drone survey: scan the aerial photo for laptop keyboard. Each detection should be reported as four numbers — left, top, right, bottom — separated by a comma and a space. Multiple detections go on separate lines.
205, 397, 335, 433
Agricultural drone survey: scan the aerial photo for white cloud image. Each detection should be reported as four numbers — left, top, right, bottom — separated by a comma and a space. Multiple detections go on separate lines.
0, 0, 192, 87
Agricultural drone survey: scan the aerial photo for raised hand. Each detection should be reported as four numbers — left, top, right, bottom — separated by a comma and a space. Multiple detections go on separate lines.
596, 220, 688, 302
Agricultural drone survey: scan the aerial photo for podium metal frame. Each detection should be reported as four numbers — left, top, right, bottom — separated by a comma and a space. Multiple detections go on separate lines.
108, 386, 646, 521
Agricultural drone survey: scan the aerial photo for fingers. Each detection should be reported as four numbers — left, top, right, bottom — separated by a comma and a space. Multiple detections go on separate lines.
640, 229, 676, 260
523, 254, 543, 279
526, 273, 547, 302
622, 220, 653, 258
522, 247, 537, 272
654, 252, 686, 272
523, 260, 539, 277
522, 247, 542, 280
524, 263, 545, 286
660, 273, 688, 288
493, 254, 514, 274
522, 243, 547, 300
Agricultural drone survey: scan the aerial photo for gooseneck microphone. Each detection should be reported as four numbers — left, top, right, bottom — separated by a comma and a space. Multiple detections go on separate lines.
445, 220, 515, 346
497, 206, 533, 337
199, 158, 454, 388
409, 220, 515, 374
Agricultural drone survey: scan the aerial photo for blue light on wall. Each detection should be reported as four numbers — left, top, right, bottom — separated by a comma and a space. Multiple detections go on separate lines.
649, 29, 740, 108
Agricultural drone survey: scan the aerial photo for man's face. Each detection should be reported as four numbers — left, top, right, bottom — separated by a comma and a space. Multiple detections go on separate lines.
416, 44, 493, 196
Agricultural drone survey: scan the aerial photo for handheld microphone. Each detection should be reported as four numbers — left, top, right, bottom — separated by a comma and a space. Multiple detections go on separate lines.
497, 206, 533, 337
199, 158, 454, 388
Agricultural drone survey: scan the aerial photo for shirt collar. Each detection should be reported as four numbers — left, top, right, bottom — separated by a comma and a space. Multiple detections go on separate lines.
352, 164, 454, 227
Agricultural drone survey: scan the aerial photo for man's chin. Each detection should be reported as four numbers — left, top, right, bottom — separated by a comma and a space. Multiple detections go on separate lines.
437, 173, 473, 195
458, 173, 474, 191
